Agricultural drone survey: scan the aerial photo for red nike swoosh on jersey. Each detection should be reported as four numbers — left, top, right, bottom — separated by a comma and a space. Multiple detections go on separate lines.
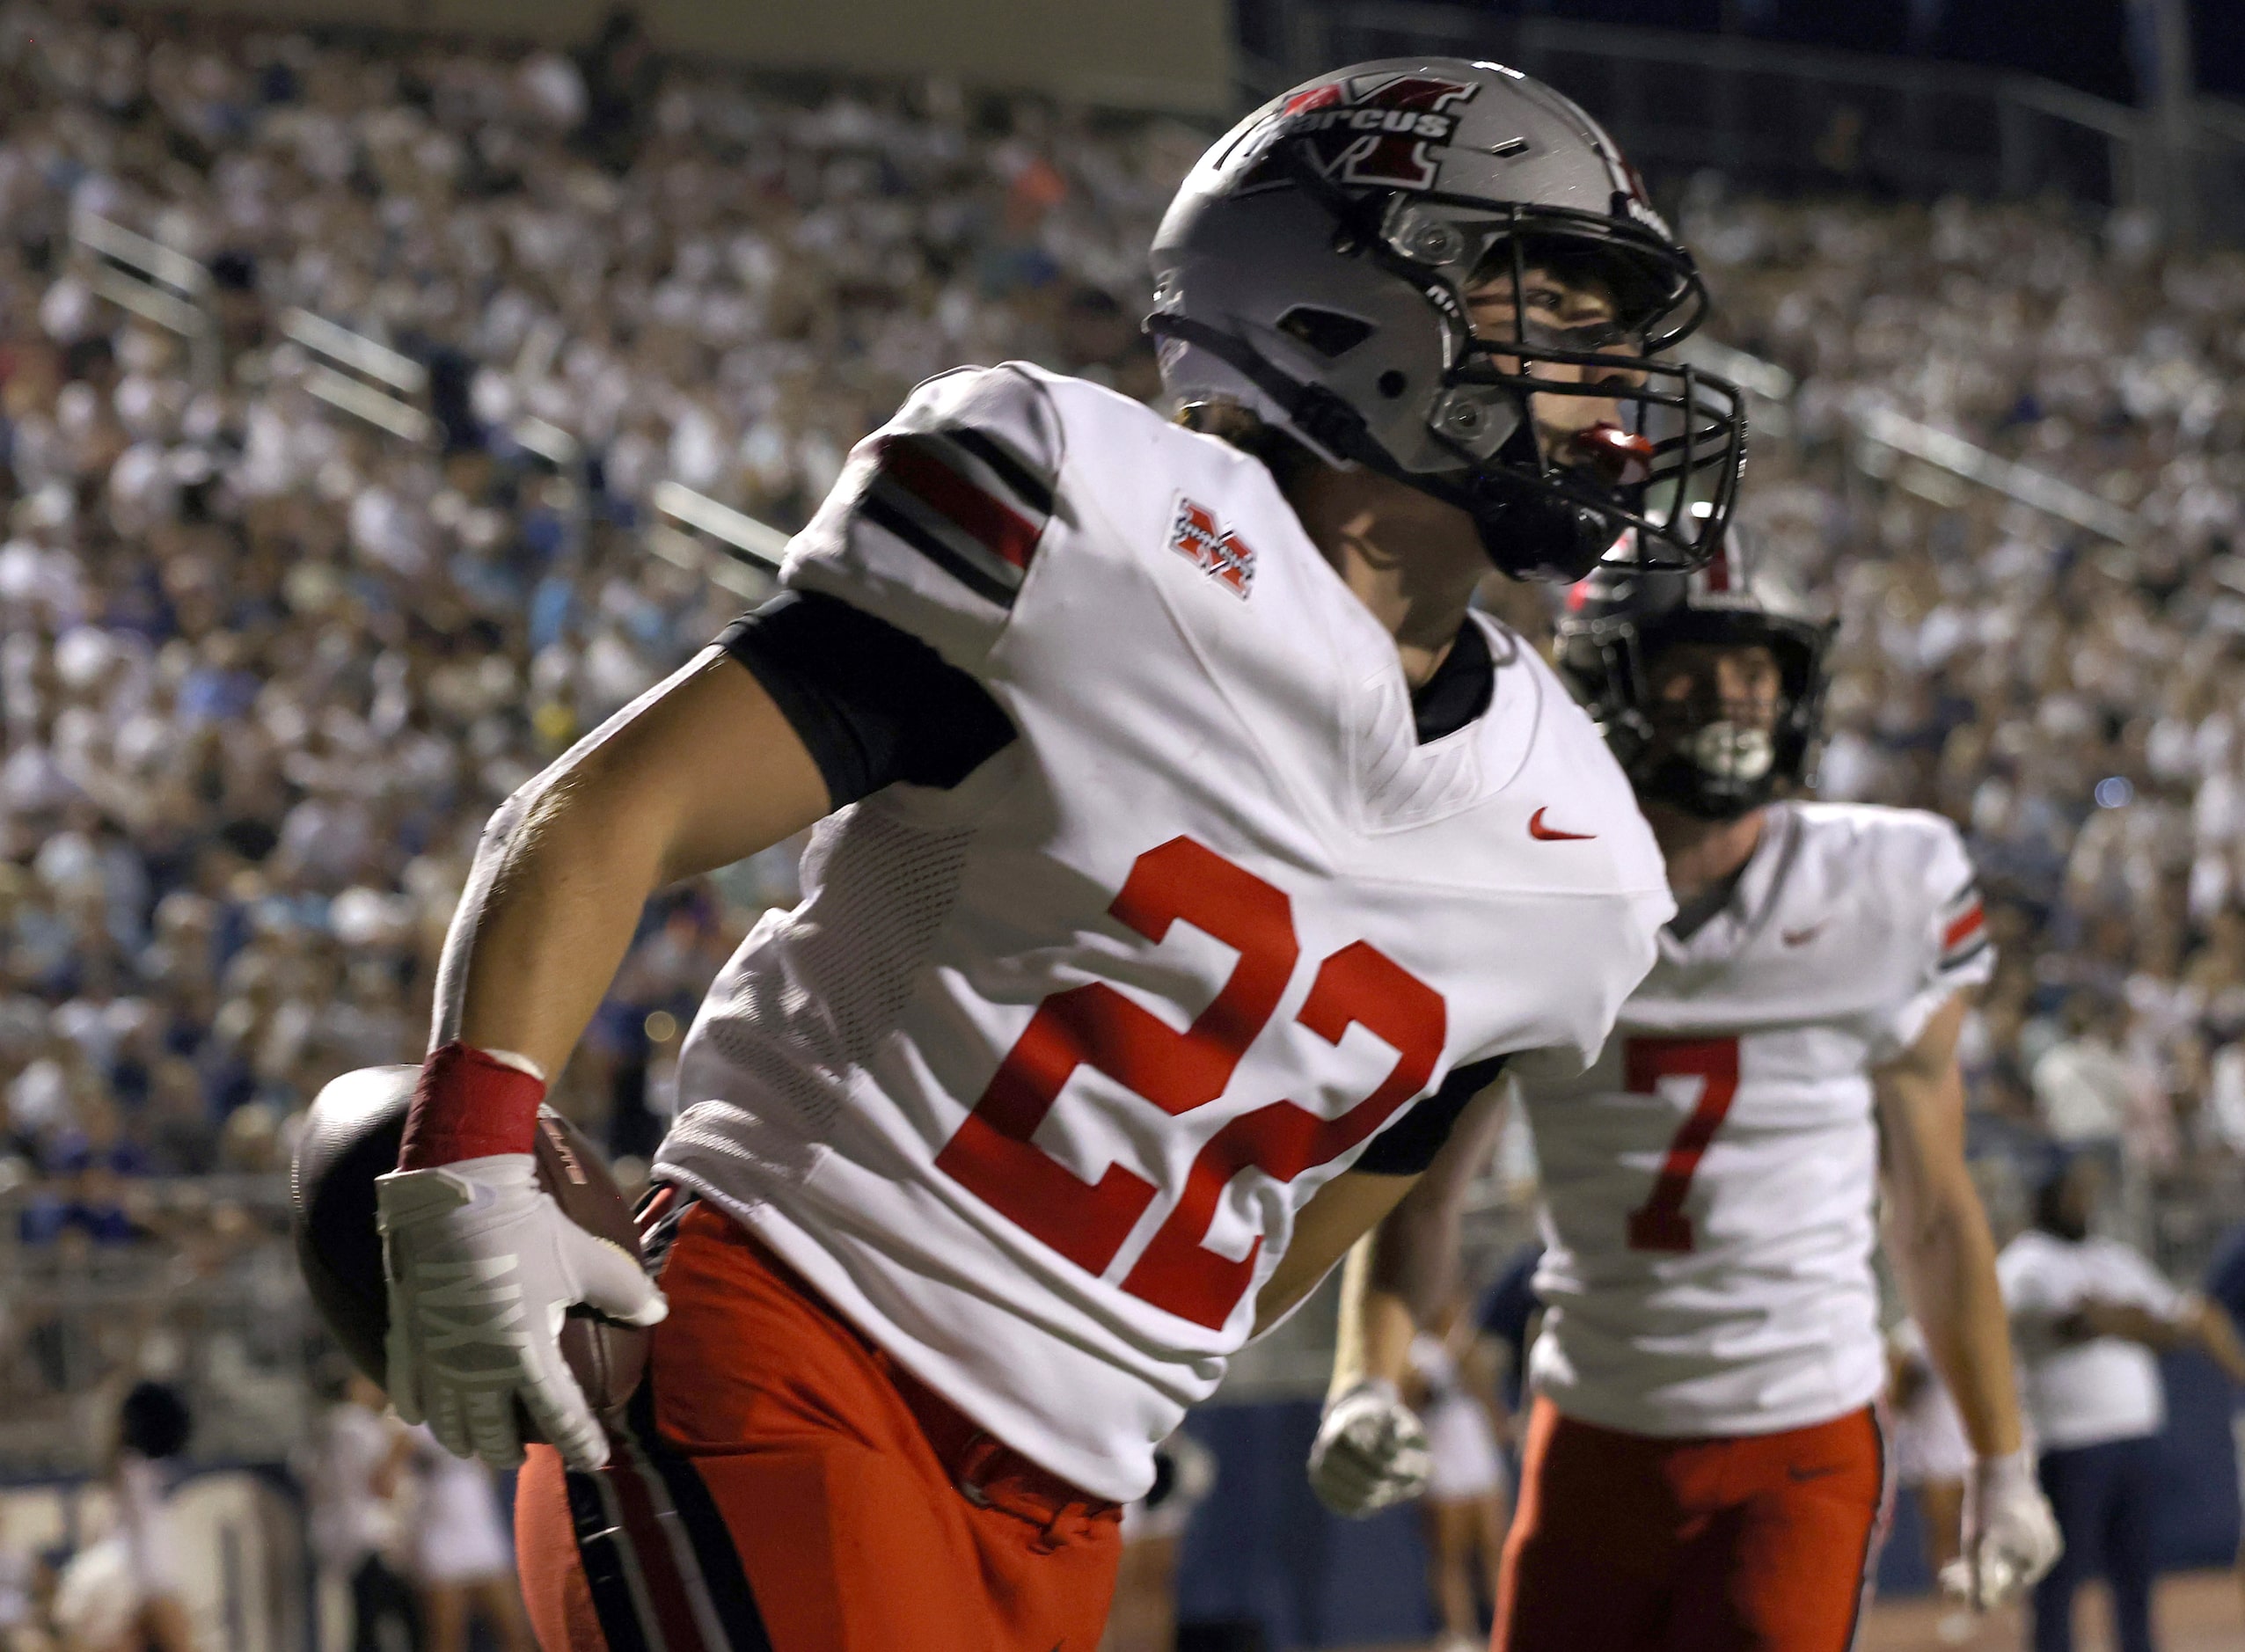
1781, 920, 1832, 947
1528, 808, 1597, 842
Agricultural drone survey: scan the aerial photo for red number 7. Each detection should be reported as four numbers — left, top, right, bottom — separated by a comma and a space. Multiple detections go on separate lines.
1623, 1035, 1740, 1254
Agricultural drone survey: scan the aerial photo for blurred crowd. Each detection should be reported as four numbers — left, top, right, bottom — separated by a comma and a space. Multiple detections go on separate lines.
1686, 186, 2245, 1256
0, 2, 2236, 1352
0, 3, 1188, 1261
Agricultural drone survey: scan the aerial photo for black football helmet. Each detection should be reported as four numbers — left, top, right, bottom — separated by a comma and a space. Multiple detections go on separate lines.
1556, 532, 1834, 820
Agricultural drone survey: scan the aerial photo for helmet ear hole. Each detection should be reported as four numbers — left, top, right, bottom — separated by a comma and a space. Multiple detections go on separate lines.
1276, 306, 1377, 359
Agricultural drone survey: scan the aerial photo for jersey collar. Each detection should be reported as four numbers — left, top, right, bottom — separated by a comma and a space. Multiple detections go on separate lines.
1656, 800, 1803, 968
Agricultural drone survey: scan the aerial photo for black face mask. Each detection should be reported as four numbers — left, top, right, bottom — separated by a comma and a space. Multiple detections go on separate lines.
1629, 698, 1787, 821
1471, 477, 1620, 583
1631, 750, 1777, 822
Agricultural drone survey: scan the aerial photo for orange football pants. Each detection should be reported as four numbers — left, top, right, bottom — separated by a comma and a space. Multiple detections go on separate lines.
515, 1199, 1123, 1652
1492, 1396, 1890, 1652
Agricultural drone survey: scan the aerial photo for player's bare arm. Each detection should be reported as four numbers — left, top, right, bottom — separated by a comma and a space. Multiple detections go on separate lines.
1875, 990, 2022, 1459
1308, 1083, 1509, 1516
368, 655, 833, 1470
1254, 1167, 1422, 1336
1323, 1234, 1421, 1400
441, 653, 831, 1081
1876, 988, 2060, 1608
1334, 1083, 1511, 1384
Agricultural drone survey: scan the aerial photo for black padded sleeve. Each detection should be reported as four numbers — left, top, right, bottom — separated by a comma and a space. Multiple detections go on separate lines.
1351, 1054, 1510, 1177
716, 590, 1018, 806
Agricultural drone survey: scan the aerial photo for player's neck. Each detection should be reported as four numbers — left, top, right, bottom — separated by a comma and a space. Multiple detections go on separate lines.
1645, 803, 1767, 909
1283, 467, 1487, 689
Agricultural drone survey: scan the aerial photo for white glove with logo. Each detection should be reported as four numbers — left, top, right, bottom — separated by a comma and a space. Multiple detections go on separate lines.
1940, 1450, 2063, 1610
377, 1155, 667, 1472
1306, 1378, 1432, 1517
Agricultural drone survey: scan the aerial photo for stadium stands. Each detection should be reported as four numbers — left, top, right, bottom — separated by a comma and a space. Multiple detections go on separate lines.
1, 8, 2244, 1639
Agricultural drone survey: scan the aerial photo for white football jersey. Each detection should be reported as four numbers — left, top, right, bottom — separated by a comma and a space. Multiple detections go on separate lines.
1519, 800, 1993, 1439
654, 363, 1670, 1500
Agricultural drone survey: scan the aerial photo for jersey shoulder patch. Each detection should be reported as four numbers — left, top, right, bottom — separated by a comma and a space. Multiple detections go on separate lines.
781, 363, 1066, 669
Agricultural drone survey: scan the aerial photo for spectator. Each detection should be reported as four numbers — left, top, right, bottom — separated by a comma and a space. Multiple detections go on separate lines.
1406, 1297, 1510, 1652
406, 1422, 532, 1652
300, 1371, 418, 1652
1884, 1318, 1978, 1645
2030, 995, 2142, 1154
2201, 1221, 2245, 1627
1998, 1155, 2245, 1652
52, 1380, 196, 1652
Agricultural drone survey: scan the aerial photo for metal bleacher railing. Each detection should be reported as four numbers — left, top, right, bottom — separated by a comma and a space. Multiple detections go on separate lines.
70, 208, 219, 388
277, 308, 437, 448
648, 478, 790, 596
1684, 330, 2144, 545
0, 1173, 313, 1477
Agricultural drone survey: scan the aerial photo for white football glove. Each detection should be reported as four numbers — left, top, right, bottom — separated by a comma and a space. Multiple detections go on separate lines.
1306, 1378, 1431, 1517
1940, 1450, 2063, 1611
377, 1155, 667, 1472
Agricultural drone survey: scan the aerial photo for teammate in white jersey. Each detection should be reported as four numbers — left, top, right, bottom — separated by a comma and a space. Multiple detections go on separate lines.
367, 58, 1752, 1652
1310, 549, 2062, 1650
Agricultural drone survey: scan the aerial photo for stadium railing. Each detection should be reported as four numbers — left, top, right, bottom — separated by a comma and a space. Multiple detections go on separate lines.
0, 1175, 314, 1478
649, 480, 789, 600
276, 310, 437, 448
70, 209, 219, 388
1851, 407, 2140, 544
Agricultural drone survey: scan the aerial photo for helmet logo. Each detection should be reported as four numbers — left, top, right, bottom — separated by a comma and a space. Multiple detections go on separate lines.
1169, 496, 1257, 598
1605, 150, 1673, 238
1245, 74, 1478, 194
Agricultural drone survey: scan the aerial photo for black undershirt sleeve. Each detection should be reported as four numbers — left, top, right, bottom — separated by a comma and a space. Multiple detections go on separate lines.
715, 591, 1018, 806
1410, 613, 1493, 742
1352, 1053, 1510, 1176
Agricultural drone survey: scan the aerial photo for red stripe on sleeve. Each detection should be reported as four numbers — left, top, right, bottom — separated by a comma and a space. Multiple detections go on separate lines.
878, 436, 1042, 570
1942, 904, 1985, 952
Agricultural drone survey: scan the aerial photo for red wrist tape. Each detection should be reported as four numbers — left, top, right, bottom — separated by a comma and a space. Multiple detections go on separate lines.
396, 1042, 547, 1169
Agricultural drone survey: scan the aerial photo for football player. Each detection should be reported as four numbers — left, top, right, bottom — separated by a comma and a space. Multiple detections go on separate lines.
1311, 550, 2063, 1649
376, 59, 1748, 1651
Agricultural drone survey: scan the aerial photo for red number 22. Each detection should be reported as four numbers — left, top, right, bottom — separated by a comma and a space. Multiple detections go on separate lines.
932, 837, 1444, 1329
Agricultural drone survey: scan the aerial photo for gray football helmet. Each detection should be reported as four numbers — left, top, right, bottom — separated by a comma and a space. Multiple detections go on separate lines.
1556, 531, 1835, 820
1149, 59, 1745, 581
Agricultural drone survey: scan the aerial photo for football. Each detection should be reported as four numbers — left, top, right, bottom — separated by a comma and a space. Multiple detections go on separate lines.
289, 1064, 651, 1429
